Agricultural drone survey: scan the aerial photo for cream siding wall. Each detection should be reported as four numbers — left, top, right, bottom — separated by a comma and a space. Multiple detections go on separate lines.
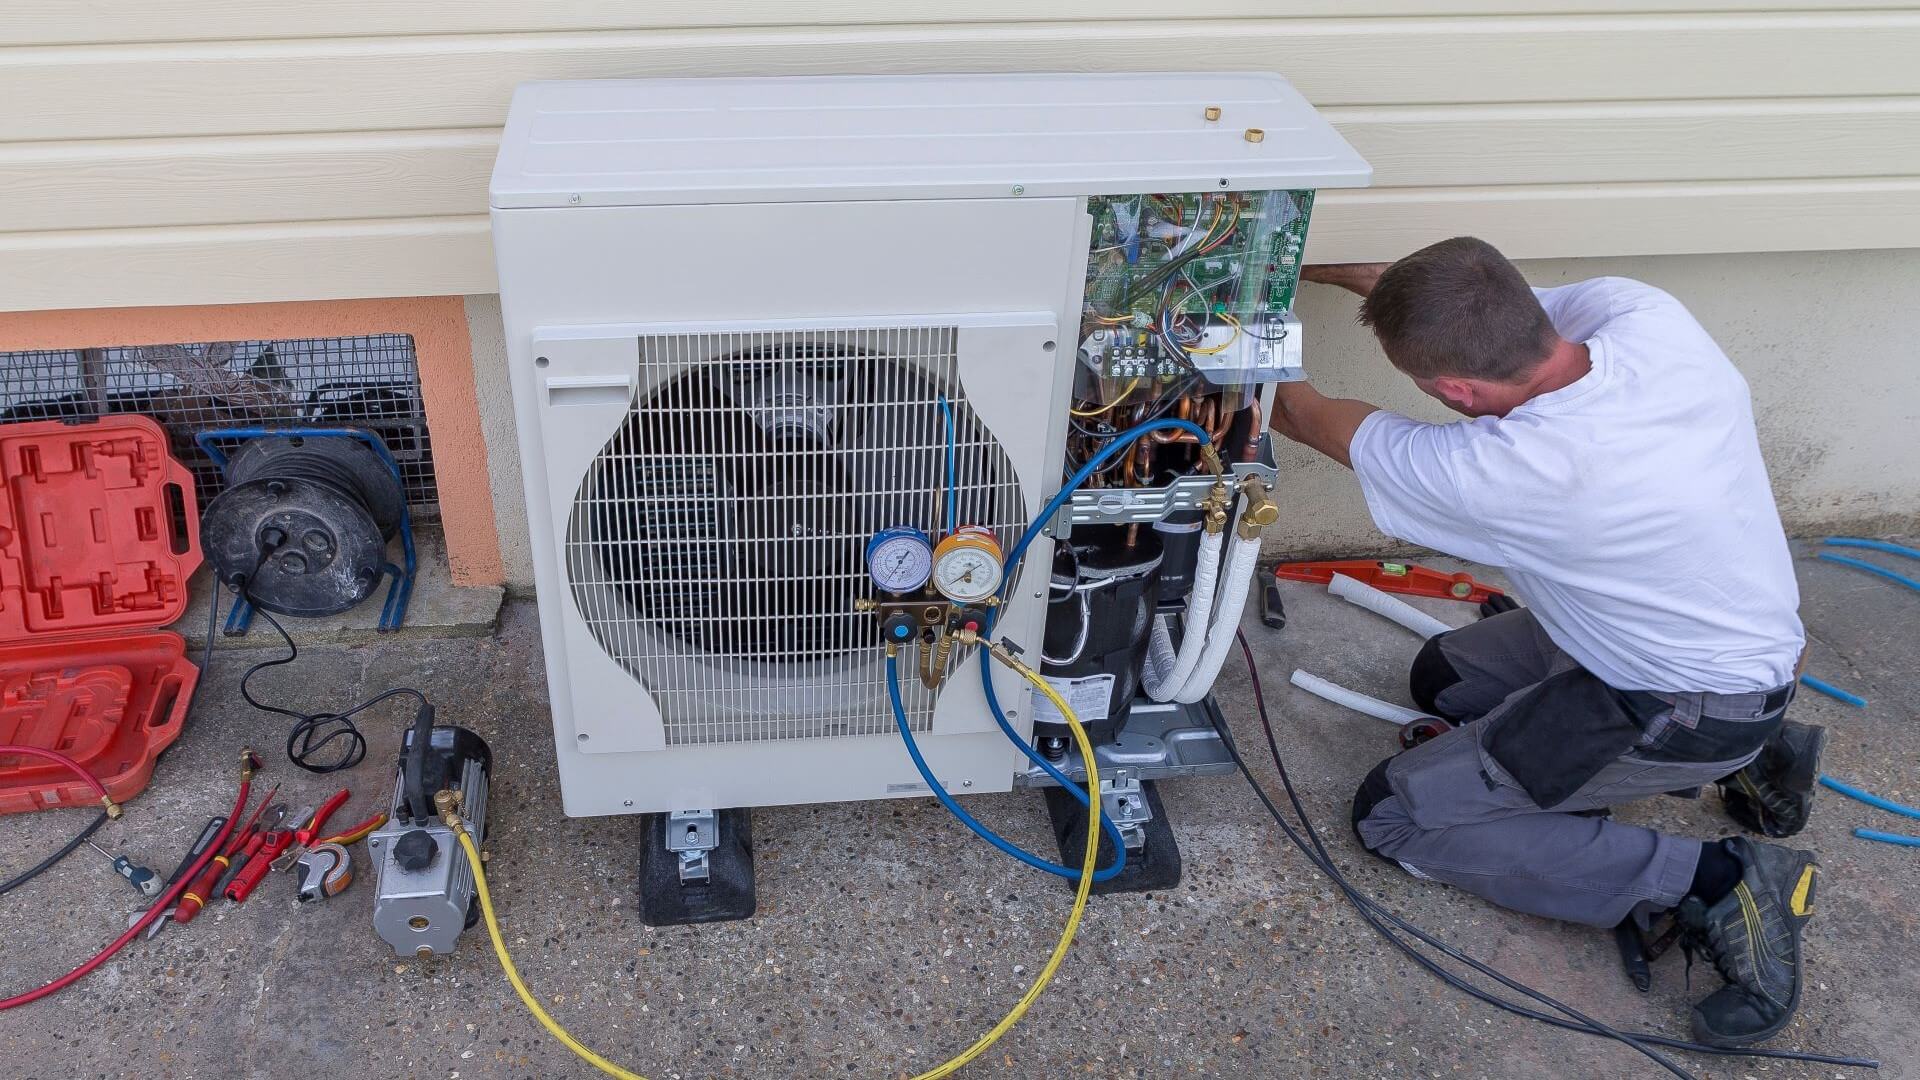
3, 4, 1920, 311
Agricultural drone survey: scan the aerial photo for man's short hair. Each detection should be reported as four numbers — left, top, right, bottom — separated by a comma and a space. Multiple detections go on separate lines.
1358, 237, 1557, 382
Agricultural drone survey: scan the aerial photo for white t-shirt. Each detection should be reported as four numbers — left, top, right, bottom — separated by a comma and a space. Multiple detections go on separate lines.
1348, 276, 1803, 694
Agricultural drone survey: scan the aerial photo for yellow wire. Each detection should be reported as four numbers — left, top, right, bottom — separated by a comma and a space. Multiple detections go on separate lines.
452, 647, 1103, 1080
1184, 314, 1242, 356
1068, 378, 1141, 417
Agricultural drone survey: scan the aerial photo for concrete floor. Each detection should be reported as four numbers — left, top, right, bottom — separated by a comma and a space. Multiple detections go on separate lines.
2, 542, 1915, 1079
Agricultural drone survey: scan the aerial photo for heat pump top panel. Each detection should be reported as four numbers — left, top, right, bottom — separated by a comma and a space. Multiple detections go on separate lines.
489, 72, 1371, 209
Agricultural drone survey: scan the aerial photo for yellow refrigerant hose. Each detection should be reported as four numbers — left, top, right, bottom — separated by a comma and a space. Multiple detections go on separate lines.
447, 640, 1102, 1080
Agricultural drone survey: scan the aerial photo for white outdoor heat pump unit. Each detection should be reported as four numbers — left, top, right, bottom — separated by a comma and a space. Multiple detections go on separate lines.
493, 73, 1368, 921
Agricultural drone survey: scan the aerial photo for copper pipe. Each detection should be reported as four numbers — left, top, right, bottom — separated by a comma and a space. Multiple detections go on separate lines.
1240, 397, 1263, 461
1151, 395, 1202, 443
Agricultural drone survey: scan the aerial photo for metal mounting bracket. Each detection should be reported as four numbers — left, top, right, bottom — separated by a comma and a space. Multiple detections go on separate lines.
1101, 768, 1152, 851
1049, 436, 1278, 538
665, 809, 719, 883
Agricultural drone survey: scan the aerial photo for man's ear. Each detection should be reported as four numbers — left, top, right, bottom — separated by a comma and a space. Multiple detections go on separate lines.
1430, 376, 1477, 414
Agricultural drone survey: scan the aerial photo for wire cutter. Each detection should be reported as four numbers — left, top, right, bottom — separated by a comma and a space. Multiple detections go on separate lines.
271, 788, 351, 873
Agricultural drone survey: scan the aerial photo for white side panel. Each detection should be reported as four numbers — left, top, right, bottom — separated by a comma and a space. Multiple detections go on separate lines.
493, 196, 1083, 814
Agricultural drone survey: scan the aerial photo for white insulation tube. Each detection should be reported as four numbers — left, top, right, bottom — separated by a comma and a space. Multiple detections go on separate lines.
1288, 670, 1432, 726
1173, 530, 1264, 703
1141, 527, 1224, 701
1328, 573, 1453, 639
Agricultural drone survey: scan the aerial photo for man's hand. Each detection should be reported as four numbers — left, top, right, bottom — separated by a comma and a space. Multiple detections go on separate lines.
1301, 262, 1390, 298
1269, 382, 1379, 469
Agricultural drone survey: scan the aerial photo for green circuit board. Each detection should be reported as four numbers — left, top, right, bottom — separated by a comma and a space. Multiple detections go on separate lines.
1081, 189, 1314, 336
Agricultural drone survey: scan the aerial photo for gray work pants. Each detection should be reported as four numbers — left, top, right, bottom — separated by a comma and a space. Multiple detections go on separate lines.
1353, 610, 1791, 928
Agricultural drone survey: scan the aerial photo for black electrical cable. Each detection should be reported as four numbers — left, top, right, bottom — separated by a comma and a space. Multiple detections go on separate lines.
1224, 630, 1879, 1073
234, 581, 425, 774
0, 810, 108, 900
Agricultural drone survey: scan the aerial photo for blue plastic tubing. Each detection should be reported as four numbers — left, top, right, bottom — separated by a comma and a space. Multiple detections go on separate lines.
1854, 828, 1920, 848
1819, 775, 1920, 821
1823, 536, 1920, 562
936, 395, 957, 535
1799, 675, 1867, 708
960, 416, 1213, 881
1816, 553, 1920, 595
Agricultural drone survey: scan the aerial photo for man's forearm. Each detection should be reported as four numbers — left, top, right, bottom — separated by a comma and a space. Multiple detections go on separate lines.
1268, 382, 1379, 469
1301, 262, 1389, 298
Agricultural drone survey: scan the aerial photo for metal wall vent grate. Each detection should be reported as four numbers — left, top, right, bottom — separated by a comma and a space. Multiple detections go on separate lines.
565, 326, 1026, 746
0, 335, 437, 517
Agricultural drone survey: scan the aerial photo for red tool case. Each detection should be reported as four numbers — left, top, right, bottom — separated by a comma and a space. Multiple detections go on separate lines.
0, 416, 202, 814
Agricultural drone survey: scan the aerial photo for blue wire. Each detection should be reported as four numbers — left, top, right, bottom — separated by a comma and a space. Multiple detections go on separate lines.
1799, 674, 1867, 708
963, 416, 1213, 877
1824, 536, 1920, 562
1854, 828, 1920, 848
886, 654, 1123, 881
937, 394, 957, 535
1819, 775, 1920, 821
1816, 552, 1920, 595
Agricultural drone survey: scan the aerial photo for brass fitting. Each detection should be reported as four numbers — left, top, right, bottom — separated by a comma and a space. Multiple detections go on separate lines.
1201, 479, 1232, 535
434, 789, 462, 829
101, 795, 123, 820
1199, 443, 1225, 477
238, 747, 261, 781
1236, 475, 1280, 539
853, 597, 877, 612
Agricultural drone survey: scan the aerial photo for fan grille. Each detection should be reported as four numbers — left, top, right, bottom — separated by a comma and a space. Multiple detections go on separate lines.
565, 326, 1027, 746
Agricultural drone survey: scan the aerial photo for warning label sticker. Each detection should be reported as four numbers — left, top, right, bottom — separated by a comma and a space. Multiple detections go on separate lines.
1028, 673, 1115, 725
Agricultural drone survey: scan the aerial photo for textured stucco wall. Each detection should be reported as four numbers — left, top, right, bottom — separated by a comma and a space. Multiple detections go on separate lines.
467, 248, 1920, 588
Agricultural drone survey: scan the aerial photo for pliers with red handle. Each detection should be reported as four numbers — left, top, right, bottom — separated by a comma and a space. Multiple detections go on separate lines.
270, 788, 350, 873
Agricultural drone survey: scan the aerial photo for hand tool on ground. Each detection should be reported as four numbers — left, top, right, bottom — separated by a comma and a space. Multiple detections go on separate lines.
271, 788, 350, 872
82, 840, 161, 899
176, 785, 279, 924
294, 842, 354, 902
1398, 716, 1455, 751
1258, 579, 1287, 629
0, 749, 259, 1013
1273, 559, 1507, 605
224, 804, 312, 904
214, 804, 289, 896
292, 810, 388, 904
133, 816, 227, 940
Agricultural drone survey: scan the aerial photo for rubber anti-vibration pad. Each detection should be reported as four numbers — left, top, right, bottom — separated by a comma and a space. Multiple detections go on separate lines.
636, 807, 757, 926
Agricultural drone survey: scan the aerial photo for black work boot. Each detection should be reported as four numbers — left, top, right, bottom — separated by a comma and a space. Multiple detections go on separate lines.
1678, 837, 1820, 1047
1718, 721, 1826, 837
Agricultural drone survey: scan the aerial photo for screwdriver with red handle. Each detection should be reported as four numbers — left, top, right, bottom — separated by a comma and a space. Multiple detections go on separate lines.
175, 786, 278, 924
224, 804, 314, 904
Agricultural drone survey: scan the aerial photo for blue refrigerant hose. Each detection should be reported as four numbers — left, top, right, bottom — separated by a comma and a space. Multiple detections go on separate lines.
962, 416, 1215, 879
887, 653, 1123, 881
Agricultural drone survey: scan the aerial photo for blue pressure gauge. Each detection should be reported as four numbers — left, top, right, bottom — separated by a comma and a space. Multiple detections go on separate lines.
866, 527, 934, 594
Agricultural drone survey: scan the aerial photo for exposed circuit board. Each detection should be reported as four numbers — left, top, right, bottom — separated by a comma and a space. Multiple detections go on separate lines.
1077, 190, 1313, 387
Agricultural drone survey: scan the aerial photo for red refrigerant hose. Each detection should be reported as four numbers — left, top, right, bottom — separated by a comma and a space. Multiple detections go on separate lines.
0, 749, 258, 1012
0, 744, 116, 807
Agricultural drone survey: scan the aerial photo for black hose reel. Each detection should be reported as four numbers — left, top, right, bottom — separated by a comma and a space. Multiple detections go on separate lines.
200, 434, 407, 619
